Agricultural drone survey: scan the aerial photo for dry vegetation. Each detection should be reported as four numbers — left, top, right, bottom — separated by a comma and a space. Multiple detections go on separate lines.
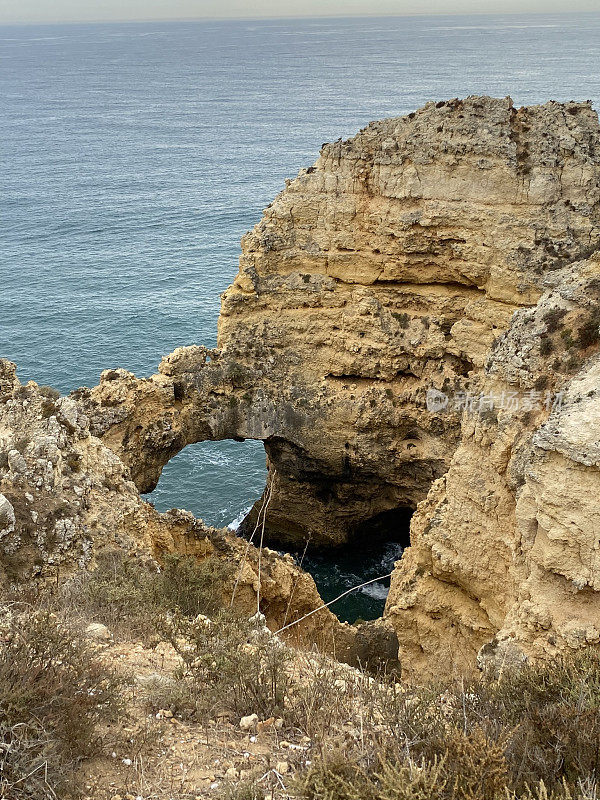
0, 607, 126, 799
2, 556, 600, 799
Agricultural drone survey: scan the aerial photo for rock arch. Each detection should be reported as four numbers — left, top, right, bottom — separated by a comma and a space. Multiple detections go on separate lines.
74, 97, 600, 677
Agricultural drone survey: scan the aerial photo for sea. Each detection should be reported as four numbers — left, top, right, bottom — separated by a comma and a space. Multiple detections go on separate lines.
2, 12, 600, 620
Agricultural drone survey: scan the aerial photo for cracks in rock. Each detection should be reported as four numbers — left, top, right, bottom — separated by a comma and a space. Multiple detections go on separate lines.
508, 106, 533, 178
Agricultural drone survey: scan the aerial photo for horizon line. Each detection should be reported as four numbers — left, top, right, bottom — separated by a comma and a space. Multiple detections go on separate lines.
1, 8, 598, 28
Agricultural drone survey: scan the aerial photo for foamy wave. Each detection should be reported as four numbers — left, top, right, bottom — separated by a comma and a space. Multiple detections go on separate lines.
360, 582, 389, 601
227, 505, 253, 531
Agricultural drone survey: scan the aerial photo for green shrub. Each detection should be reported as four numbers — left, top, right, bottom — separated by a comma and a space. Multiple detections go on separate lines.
38, 386, 61, 419
577, 310, 600, 349
38, 386, 60, 401
392, 312, 410, 329
565, 354, 581, 373
376, 759, 450, 800
293, 752, 375, 800
561, 329, 576, 349
159, 552, 232, 617
293, 648, 600, 799
442, 726, 508, 799
471, 650, 600, 791
226, 361, 248, 387
543, 308, 567, 334
220, 781, 266, 800
295, 755, 452, 800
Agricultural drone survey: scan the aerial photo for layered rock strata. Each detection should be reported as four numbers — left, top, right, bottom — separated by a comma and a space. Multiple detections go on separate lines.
81, 96, 600, 551
387, 256, 600, 677
0, 360, 378, 662
54, 96, 600, 676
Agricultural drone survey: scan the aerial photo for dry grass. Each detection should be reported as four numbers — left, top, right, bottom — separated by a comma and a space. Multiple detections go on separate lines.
5, 555, 600, 799
60, 550, 233, 642
292, 649, 600, 800
156, 611, 292, 722
0, 606, 126, 799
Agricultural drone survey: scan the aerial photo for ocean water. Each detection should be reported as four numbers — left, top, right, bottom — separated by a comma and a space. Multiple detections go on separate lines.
2, 12, 600, 618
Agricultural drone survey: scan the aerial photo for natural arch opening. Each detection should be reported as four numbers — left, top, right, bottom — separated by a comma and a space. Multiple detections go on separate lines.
144, 439, 267, 528
146, 438, 413, 624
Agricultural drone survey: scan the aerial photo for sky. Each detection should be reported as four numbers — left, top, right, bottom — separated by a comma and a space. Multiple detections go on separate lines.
0, 0, 598, 25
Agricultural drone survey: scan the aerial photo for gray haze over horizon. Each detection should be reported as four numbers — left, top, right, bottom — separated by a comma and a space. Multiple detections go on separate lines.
0, 0, 599, 25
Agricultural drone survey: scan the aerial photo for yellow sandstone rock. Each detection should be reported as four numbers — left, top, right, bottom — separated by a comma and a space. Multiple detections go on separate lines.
5, 96, 600, 677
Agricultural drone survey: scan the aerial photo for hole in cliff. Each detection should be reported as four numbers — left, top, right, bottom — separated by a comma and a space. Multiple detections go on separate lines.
295, 507, 413, 624
145, 439, 267, 528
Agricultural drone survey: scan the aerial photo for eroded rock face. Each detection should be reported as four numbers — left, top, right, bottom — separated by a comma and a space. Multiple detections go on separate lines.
80, 96, 600, 550
73, 96, 600, 676
0, 359, 150, 578
387, 257, 600, 678
0, 359, 378, 664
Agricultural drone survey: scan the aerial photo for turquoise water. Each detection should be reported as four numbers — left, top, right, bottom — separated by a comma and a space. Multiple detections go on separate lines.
3, 13, 600, 618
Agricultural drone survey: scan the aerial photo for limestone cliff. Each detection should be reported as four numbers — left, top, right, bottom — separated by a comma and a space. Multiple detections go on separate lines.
79, 96, 600, 551
0, 360, 369, 661
75, 96, 600, 677
387, 257, 600, 677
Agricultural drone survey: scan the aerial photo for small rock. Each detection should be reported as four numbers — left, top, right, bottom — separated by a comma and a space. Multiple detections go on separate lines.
85, 622, 112, 641
239, 713, 258, 732
7, 450, 27, 475
276, 761, 289, 774
0, 494, 15, 537
224, 767, 239, 780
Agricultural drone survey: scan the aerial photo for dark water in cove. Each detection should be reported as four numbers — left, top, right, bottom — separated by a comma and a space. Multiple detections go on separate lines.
2, 12, 600, 619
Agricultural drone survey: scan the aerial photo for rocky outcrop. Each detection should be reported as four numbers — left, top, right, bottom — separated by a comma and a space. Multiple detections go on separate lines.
0, 359, 381, 663
387, 256, 600, 678
78, 96, 600, 552
70, 96, 600, 676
